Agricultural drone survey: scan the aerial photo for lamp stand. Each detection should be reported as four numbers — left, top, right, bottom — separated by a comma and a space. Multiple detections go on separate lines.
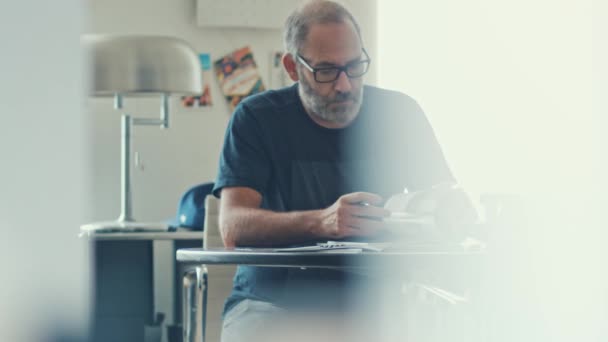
80, 94, 171, 233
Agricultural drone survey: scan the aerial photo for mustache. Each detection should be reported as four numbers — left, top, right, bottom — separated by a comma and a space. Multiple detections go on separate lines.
332, 92, 358, 103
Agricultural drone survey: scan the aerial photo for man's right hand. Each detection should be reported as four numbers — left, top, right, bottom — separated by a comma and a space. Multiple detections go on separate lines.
219, 188, 390, 247
315, 192, 391, 239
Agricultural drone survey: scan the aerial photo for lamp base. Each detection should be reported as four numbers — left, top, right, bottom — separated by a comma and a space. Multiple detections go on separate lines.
80, 220, 168, 233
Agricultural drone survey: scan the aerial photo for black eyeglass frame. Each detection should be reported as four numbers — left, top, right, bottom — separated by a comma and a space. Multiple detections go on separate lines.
296, 48, 371, 83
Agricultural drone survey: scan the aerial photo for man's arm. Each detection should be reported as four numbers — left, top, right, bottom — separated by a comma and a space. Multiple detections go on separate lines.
219, 187, 390, 247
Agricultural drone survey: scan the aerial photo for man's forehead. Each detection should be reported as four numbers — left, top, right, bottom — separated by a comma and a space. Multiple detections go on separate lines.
301, 21, 362, 63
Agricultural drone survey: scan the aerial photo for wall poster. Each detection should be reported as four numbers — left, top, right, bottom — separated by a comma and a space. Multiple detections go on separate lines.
214, 46, 265, 111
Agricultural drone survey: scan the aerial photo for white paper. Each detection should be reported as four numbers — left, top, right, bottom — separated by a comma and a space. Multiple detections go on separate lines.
273, 241, 386, 253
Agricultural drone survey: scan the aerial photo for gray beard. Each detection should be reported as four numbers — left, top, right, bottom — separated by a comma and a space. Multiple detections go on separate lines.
298, 71, 363, 125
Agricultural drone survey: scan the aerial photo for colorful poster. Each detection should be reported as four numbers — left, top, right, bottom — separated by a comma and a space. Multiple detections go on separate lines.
182, 53, 213, 108
214, 46, 265, 111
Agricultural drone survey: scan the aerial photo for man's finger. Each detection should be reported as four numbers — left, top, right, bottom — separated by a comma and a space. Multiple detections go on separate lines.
345, 225, 380, 237
341, 192, 384, 206
349, 204, 391, 219
344, 216, 386, 231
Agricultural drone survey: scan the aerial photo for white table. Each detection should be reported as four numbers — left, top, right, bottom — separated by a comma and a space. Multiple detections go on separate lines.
176, 243, 486, 342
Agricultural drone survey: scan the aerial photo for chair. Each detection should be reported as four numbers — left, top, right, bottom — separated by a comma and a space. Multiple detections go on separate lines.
202, 195, 237, 341
182, 195, 236, 342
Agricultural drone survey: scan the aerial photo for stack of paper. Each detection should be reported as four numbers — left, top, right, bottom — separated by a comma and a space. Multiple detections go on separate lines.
273, 241, 386, 253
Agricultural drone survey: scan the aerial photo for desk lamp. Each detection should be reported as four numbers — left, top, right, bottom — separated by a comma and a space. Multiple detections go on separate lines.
81, 35, 202, 232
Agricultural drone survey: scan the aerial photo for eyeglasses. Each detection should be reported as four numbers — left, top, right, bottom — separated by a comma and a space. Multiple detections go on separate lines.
296, 48, 371, 83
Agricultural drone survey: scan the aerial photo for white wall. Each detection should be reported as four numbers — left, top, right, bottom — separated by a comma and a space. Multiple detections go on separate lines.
378, 0, 594, 200
87, 0, 377, 330
0, 1, 90, 341
86, 0, 377, 226
378, 1, 606, 340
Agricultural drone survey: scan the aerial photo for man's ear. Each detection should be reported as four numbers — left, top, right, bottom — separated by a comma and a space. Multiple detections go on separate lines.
282, 53, 299, 82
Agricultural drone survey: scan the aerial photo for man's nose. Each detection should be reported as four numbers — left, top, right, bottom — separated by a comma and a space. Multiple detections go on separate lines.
334, 70, 352, 92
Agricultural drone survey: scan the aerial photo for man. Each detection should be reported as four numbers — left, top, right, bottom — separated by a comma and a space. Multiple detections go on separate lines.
213, 1, 455, 340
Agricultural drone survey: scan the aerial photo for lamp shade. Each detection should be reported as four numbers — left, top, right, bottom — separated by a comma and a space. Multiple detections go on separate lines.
82, 35, 202, 96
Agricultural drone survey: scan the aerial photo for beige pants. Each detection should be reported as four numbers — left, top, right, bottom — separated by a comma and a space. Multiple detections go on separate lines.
221, 299, 286, 342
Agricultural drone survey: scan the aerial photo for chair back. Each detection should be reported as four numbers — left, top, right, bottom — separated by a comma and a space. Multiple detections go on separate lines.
202, 194, 235, 342
203, 194, 222, 248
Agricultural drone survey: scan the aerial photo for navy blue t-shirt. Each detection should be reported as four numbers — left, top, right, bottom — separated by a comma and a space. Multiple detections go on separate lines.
213, 84, 453, 314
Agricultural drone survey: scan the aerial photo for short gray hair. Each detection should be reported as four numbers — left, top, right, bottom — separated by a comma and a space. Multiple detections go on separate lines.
283, 0, 362, 56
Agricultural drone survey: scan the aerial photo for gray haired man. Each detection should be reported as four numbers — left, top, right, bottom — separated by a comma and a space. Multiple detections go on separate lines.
214, 1, 455, 341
